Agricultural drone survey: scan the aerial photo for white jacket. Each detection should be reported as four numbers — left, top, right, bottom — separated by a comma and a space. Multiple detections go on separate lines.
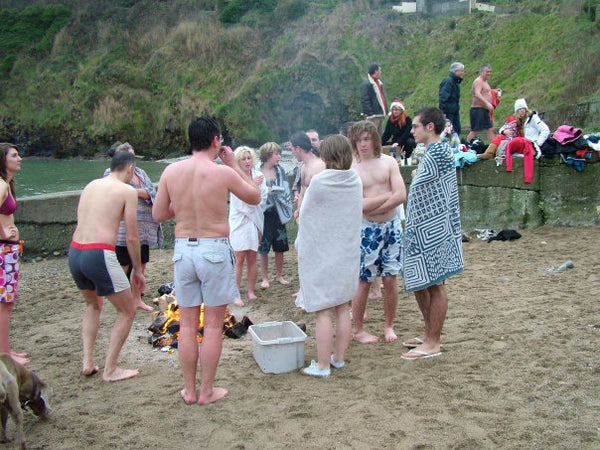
524, 112, 550, 149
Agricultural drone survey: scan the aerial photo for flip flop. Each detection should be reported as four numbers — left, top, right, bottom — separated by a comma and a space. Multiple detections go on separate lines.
400, 349, 442, 361
402, 337, 424, 348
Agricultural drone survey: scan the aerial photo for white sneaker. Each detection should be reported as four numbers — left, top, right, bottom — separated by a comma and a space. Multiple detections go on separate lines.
330, 354, 345, 370
301, 360, 330, 378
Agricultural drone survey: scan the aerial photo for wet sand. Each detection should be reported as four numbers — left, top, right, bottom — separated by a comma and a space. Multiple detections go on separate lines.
10, 226, 600, 448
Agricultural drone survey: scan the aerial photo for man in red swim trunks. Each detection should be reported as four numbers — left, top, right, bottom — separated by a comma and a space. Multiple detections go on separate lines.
68, 150, 146, 382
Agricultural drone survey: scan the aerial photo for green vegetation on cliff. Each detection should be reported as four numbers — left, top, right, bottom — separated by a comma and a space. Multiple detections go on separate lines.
0, 0, 599, 157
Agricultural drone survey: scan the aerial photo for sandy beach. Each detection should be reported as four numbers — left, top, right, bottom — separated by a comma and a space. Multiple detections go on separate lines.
9, 226, 600, 449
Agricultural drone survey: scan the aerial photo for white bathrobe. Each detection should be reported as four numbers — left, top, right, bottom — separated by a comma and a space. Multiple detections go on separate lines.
229, 169, 267, 252
296, 169, 362, 313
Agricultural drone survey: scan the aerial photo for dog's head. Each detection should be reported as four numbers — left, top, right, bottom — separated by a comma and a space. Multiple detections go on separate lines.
21, 371, 52, 419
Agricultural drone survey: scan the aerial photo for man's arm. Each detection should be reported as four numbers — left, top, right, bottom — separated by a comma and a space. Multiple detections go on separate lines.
360, 81, 374, 116
366, 159, 407, 216
439, 78, 451, 110
123, 187, 146, 292
152, 168, 175, 223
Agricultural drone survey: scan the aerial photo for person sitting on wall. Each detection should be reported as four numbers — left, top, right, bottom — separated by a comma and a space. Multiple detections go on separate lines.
381, 100, 417, 164
504, 98, 550, 184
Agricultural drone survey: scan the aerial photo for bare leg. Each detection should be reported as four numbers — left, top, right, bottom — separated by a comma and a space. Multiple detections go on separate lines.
178, 306, 200, 403
382, 276, 398, 343
466, 130, 477, 142
233, 251, 246, 306
333, 303, 351, 363
198, 305, 229, 405
402, 285, 446, 358
260, 253, 270, 288
422, 284, 447, 353
246, 251, 258, 300
0, 302, 29, 364
234, 251, 245, 289
368, 277, 382, 299
102, 289, 138, 382
315, 308, 332, 370
80, 290, 103, 375
274, 251, 289, 285
414, 288, 432, 338
352, 281, 379, 344
486, 127, 496, 144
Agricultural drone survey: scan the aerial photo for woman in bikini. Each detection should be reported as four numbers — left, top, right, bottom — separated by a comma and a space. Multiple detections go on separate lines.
0, 143, 28, 364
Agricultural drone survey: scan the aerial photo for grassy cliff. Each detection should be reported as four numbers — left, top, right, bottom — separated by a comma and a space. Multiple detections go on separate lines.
0, 0, 599, 157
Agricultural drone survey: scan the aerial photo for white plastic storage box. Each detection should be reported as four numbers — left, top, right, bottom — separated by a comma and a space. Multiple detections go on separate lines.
248, 321, 307, 374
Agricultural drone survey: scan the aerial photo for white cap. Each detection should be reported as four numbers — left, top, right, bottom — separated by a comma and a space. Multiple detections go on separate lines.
514, 98, 528, 112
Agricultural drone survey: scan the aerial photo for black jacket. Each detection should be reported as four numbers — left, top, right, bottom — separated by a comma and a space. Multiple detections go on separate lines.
438, 72, 462, 114
360, 78, 385, 116
381, 116, 414, 148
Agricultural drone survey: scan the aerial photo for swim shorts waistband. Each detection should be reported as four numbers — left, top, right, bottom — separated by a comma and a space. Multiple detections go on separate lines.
175, 237, 230, 244
70, 241, 116, 251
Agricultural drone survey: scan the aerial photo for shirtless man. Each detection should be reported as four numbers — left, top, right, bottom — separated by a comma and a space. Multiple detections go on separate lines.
68, 150, 146, 382
466, 64, 495, 143
290, 131, 325, 223
349, 120, 406, 344
153, 115, 260, 405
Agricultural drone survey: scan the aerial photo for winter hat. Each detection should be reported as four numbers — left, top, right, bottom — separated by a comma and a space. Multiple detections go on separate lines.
514, 98, 528, 112
389, 100, 405, 114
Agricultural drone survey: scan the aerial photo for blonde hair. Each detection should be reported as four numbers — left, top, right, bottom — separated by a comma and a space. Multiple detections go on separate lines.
259, 142, 281, 165
320, 135, 353, 171
234, 146, 257, 167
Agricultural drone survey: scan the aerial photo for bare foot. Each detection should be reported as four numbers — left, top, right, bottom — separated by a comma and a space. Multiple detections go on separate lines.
10, 354, 30, 365
81, 365, 99, 376
383, 328, 398, 343
353, 331, 380, 344
198, 387, 229, 405
180, 388, 197, 405
247, 293, 257, 301
10, 350, 28, 358
233, 298, 245, 307
260, 280, 270, 289
291, 291, 298, 298
136, 299, 154, 312
103, 367, 139, 382
368, 289, 382, 300
276, 277, 290, 286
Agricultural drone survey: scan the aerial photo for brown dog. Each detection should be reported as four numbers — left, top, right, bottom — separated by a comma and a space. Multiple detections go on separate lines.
0, 354, 51, 449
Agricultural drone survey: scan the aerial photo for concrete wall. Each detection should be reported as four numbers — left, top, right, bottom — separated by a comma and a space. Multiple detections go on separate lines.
15, 156, 599, 257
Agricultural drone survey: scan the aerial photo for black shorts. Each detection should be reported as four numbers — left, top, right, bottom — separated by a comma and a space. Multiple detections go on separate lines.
469, 107, 493, 131
258, 208, 289, 254
115, 244, 150, 267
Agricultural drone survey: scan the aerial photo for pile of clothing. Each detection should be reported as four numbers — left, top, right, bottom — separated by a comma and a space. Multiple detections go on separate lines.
541, 126, 599, 171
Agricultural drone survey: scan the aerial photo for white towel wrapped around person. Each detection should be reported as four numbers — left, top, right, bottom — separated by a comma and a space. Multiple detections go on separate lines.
295, 169, 362, 312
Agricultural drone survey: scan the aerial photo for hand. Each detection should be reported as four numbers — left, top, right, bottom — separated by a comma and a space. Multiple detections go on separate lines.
253, 174, 264, 185
392, 143, 399, 147
1, 225, 17, 240
131, 268, 147, 294
218, 146, 235, 166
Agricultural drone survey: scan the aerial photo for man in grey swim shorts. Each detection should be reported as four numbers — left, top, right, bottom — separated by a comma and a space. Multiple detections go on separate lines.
153, 115, 260, 406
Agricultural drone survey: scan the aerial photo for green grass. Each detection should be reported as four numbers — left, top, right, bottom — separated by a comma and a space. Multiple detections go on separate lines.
1, 0, 599, 157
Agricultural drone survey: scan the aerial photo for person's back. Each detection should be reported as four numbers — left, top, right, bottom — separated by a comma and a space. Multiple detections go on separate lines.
159, 155, 234, 238
73, 176, 134, 245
